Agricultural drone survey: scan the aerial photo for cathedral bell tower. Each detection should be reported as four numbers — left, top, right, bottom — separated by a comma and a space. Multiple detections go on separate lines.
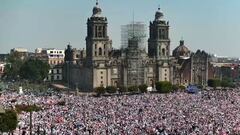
148, 7, 170, 59
86, 1, 112, 60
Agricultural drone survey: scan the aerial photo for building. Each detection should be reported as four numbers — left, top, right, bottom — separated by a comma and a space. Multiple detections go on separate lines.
33, 48, 65, 82
64, 2, 211, 91
172, 40, 214, 86
10, 48, 28, 60
0, 54, 8, 79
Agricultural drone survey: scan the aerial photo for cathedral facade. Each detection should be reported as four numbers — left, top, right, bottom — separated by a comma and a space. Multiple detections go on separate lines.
64, 2, 213, 91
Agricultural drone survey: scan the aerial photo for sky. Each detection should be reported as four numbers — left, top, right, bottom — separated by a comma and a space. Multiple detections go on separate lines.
0, 0, 240, 57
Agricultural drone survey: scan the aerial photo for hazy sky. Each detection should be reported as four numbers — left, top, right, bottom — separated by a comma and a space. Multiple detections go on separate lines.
0, 0, 240, 57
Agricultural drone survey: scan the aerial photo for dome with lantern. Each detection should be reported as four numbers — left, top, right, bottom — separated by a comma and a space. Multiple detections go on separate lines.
92, 1, 102, 17
173, 40, 191, 59
155, 7, 164, 21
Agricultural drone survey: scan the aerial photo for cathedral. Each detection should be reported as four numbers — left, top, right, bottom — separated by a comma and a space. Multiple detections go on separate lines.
64, 2, 213, 91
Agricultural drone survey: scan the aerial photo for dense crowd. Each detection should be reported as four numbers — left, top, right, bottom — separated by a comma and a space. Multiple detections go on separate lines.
1, 88, 240, 135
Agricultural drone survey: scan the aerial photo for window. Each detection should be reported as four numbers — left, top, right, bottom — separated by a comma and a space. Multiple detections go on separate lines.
101, 81, 103, 84
114, 81, 117, 85
165, 74, 167, 76
103, 26, 106, 37
165, 78, 167, 81
95, 26, 98, 37
57, 75, 59, 80
104, 44, 106, 49
148, 67, 153, 73
50, 51, 53, 53
57, 69, 59, 74
95, 51, 97, 56
99, 48, 102, 56
112, 68, 118, 74
98, 26, 102, 37
95, 44, 97, 49
51, 76, 54, 80
101, 76, 103, 79
162, 48, 166, 56
101, 71, 103, 74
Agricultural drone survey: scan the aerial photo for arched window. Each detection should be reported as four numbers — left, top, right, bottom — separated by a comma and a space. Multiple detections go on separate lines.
162, 48, 166, 56
99, 48, 102, 56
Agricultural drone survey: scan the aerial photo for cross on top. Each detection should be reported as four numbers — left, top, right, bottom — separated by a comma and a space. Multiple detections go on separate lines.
96, 0, 99, 5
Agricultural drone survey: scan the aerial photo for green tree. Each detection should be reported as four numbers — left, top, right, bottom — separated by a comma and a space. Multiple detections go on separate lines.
155, 81, 173, 93
172, 85, 179, 91
106, 86, 117, 94
221, 78, 234, 88
3, 53, 24, 80
94, 86, 105, 96
19, 59, 50, 82
118, 86, 127, 94
208, 79, 221, 88
179, 85, 186, 90
138, 84, 148, 93
0, 110, 18, 134
128, 86, 138, 93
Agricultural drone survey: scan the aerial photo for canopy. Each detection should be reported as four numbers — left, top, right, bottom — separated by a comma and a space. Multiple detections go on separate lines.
187, 85, 199, 94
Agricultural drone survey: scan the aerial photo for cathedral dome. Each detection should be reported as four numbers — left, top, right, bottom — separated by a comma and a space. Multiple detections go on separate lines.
173, 40, 191, 59
92, 2, 102, 17
155, 7, 164, 21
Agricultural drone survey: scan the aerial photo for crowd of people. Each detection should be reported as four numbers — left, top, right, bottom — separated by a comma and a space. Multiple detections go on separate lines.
1, 88, 240, 135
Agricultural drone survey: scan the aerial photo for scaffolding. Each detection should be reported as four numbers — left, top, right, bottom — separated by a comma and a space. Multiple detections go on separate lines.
121, 22, 147, 50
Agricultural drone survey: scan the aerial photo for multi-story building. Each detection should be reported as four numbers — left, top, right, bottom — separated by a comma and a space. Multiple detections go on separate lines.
33, 48, 65, 82
0, 54, 8, 79
64, 2, 211, 91
10, 48, 28, 60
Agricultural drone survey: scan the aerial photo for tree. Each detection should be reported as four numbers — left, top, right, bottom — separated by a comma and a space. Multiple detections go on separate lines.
128, 86, 138, 93
19, 59, 50, 82
172, 85, 179, 91
221, 78, 234, 88
105, 86, 117, 94
155, 81, 173, 93
179, 85, 186, 90
138, 84, 148, 93
0, 110, 18, 134
94, 86, 105, 96
118, 86, 127, 94
3, 53, 24, 80
208, 79, 221, 89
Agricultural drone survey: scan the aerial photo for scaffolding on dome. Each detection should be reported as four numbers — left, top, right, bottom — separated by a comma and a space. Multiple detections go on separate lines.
121, 22, 147, 50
